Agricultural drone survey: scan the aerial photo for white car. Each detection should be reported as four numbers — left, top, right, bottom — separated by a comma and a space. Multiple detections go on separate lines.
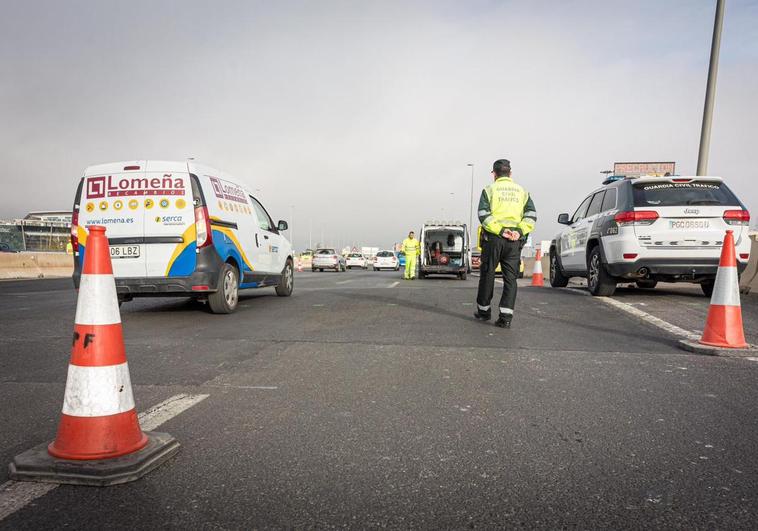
312, 248, 346, 272
346, 253, 368, 269
71, 160, 294, 314
550, 175, 751, 296
373, 250, 399, 271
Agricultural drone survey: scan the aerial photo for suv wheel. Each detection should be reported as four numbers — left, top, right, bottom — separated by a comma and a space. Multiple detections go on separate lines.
208, 263, 239, 314
700, 279, 715, 297
549, 252, 569, 288
587, 246, 616, 296
276, 259, 294, 297
636, 279, 657, 289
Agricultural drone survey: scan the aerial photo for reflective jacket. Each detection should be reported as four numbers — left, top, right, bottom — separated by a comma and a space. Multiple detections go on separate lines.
401, 237, 421, 256
477, 176, 536, 238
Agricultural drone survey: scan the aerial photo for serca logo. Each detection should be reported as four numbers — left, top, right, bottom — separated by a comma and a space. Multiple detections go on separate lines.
87, 176, 106, 199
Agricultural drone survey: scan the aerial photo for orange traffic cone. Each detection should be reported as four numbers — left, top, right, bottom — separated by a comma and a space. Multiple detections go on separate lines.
699, 230, 748, 349
10, 225, 179, 485
531, 248, 544, 287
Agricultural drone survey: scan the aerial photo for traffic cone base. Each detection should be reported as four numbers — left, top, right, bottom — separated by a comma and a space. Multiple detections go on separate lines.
9, 225, 179, 486
700, 305, 748, 349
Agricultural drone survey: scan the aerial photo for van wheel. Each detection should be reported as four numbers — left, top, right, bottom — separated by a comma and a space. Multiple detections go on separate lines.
276, 259, 294, 297
636, 280, 658, 289
208, 263, 239, 314
700, 280, 715, 297
587, 246, 616, 296
459, 271, 467, 280
549, 252, 570, 287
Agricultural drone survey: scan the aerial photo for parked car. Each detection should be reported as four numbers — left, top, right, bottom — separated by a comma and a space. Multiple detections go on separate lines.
312, 248, 346, 272
71, 160, 293, 313
397, 251, 406, 267
373, 250, 399, 271
346, 253, 368, 269
550, 175, 751, 296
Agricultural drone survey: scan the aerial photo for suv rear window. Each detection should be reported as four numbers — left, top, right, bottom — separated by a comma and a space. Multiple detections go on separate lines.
633, 181, 740, 207
377, 251, 394, 257
317, 249, 336, 254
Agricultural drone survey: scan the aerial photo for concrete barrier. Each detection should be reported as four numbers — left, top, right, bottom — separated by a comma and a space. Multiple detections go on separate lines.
0, 252, 73, 279
739, 234, 758, 295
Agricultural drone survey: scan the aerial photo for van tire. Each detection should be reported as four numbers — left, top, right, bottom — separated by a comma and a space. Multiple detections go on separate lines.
276, 259, 294, 297
636, 280, 658, 289
549, 252, 570, 288
587, 245, 616, 296
459, 271, 467, 280
208, 263, 239, 314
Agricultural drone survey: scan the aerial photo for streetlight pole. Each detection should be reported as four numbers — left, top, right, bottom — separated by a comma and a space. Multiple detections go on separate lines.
697, 0, 725, 176
467, 163, 474, 240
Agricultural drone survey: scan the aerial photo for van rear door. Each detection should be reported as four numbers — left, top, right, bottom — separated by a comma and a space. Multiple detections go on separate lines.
142, 161, 196, 278
78, 162, 147, 278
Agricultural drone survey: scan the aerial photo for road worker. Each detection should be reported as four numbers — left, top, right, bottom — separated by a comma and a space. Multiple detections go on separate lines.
474, 159, 536, 328
401, 231, 421, 280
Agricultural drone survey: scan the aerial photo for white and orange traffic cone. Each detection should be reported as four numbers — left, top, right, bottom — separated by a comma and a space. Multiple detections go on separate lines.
531, 248, 544, 287
679, 230, 754, 355
10, 225, 179, 485
699, 230, 748, 349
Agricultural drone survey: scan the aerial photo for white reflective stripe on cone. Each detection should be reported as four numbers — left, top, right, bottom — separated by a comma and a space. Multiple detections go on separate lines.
533, 261, 542, 273
75, 274, 121, 325
710, 266, 741, 307
62, 363, 135, 417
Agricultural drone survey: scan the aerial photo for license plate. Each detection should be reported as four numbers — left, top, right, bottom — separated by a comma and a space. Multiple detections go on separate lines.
669, 219, 710, 230
110, 245, 141, 258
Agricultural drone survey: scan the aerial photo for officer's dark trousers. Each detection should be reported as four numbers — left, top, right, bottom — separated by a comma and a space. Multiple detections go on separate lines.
476, 234, 522, 319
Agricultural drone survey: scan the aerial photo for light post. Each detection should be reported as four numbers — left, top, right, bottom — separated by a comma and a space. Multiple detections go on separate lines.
697, 0, 725, 176
467, 163, 474, 239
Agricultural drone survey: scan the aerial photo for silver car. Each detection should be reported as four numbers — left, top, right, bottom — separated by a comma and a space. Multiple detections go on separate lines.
312, 248, 347, 272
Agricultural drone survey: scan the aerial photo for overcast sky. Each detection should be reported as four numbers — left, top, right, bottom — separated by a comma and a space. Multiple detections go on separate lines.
1, 0, 756, 250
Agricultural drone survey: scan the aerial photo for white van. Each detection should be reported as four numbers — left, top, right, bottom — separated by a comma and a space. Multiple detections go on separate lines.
71, 160, 294, 313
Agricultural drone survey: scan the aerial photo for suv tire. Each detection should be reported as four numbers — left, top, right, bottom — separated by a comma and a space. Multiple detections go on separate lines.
636, 280, 657, 289
208, 263, 239, 314
587, 245, 616, 296
276, 259, 294, 297
700, 280, 715, 297
549, 251, 570, 288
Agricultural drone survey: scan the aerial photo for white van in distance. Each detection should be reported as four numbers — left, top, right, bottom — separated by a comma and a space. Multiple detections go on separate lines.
71, 160, 294, 313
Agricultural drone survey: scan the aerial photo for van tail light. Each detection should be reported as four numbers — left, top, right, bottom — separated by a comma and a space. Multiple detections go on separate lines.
723, 209, 750, 226
194, 206, 213, 249
614, 210, 659, 226
739, 253, 750, 260
70, 209, 79, 254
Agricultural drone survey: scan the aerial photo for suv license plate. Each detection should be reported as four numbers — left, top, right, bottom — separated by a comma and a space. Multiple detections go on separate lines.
110, 245, 141, 258
669, 219, 710, 230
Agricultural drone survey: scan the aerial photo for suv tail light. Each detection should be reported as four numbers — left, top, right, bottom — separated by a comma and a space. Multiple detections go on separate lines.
723, 209, 750, 226
70, 209, 79, 254
194, 206, 213, 248
614, 210, 659, 226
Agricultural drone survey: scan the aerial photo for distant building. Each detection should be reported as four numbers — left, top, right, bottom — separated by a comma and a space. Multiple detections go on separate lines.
0, 210, 72, 252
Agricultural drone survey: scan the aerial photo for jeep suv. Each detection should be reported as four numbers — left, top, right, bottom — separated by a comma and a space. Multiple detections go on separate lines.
549, 176, 751, 296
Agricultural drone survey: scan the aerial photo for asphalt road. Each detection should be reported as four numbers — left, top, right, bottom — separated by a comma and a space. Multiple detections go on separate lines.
1, 271, 757, 529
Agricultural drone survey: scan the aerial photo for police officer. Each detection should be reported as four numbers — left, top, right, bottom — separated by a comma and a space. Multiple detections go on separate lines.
474, 159, 536, 328
401, 231, 421, 280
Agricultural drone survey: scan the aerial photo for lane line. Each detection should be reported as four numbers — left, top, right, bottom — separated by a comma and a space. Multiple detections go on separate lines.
335, 279, 352, 285
388, 281, 399, 288
564, 287, 700, 341
0, 393, 208, 522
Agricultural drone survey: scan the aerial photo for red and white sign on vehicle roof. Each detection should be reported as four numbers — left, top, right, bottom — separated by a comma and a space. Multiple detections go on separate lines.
613, 161, 676, 178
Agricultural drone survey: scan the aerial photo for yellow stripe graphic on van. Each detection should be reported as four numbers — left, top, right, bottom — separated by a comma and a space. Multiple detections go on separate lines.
164, 224, 198, 276
212, 226, 255, 271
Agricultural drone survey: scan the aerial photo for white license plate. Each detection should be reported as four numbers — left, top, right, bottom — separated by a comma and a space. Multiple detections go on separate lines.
669, 219, 710, 230
110, 245, 141, 258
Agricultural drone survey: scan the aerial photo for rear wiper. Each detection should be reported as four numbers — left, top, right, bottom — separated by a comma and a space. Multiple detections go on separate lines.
686, 199, 721, 205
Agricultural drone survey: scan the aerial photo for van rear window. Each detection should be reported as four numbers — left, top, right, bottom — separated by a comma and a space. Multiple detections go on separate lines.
633, 181, 740, 207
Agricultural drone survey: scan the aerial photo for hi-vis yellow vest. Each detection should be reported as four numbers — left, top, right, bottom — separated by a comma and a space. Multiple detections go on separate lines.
478, 177, 536, 237
402, 237, 421, 256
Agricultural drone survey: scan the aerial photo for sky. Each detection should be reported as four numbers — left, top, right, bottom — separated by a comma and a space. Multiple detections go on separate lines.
1, 0, 756, 251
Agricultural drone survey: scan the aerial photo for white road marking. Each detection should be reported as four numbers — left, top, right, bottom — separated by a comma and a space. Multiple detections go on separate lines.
593, 294, 700, 341
388, 281, 399, 288
0, 393, 208, 522
335, 279, 352, 285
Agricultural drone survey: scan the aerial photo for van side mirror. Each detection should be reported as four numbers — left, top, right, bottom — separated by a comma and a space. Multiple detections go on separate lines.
277, 220, 288, 231
557, 213, 571, 225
